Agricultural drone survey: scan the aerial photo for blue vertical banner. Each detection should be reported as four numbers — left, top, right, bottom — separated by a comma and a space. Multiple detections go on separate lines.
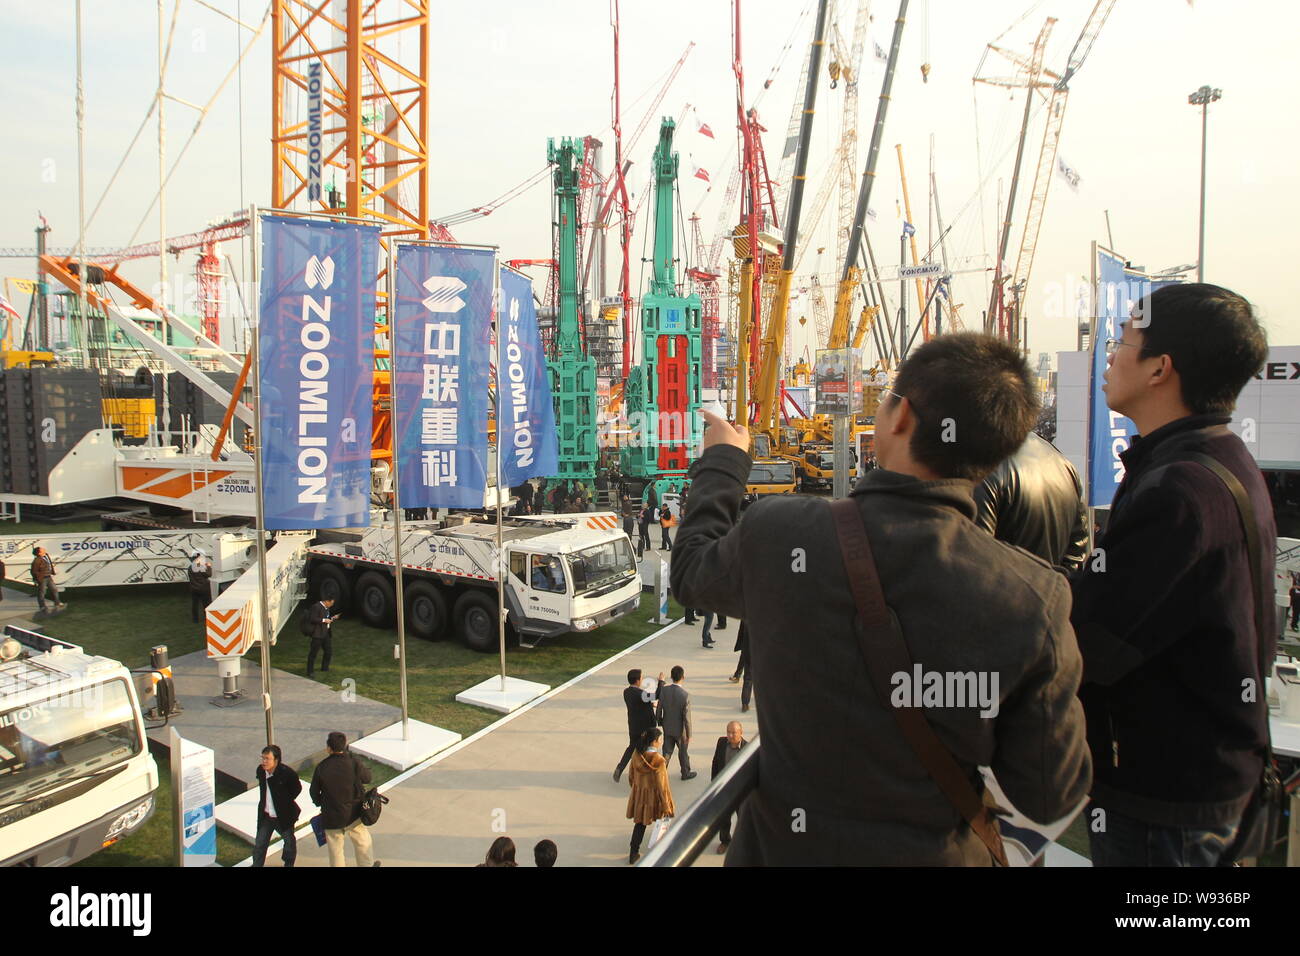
258, 215, 379, 528
393, 244, 493, 508
498, 267, 558, 486
1087, 248, 1177, 507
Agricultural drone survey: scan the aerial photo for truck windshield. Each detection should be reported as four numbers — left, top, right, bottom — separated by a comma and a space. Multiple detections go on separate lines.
749, 461, 795, 484
0, 679, 142, 808
569, 540, 637, 595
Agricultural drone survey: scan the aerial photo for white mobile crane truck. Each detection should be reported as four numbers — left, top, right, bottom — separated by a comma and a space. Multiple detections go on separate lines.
305, 511, 642, 651
0, 626, 159, 867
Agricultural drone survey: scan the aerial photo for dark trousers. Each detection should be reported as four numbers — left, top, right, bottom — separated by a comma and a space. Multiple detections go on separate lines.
718, 812, 734, 845
638, 527, 650, 554
702, 611, 728, 645
631, 822, 647, 854
734, 645, 753, 707
307, 634, 332, 676
1291, 604, 1299, 629
35, 576, 59, 611
1088, 808, 1240, 867
190, 591, 210, 623
252, 814, 298, 867
615, 731, 639, 775
660, 527, 672, 550
663, 734, 691, 776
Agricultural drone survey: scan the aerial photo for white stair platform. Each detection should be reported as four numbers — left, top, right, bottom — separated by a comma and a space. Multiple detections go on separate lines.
455, 675, 550, 714
349, 719, 463, 771
214, 777, 313, 843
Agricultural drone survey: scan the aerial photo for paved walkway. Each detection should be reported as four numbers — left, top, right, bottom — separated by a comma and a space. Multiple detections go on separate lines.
257, 609, 747, 868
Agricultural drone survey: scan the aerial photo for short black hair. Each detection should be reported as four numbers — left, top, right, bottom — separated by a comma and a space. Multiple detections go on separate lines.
261, 744, 282, 764
1133, 283, 1267, 414
327, 731, 347, 753
890, 333, 1039, 481
670, 665, 684, 682
534, 839, 557, 867
627, 668, 641, 686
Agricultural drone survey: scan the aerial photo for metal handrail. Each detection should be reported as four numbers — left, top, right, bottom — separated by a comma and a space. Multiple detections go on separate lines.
638, 733, 760, 867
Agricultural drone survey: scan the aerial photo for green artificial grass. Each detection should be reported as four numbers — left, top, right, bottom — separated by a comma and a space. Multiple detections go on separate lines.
268, 592, 673, 739
6, 516, 110, 536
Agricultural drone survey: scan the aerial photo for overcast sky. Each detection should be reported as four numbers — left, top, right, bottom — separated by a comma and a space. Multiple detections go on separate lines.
2, 0, 1296, 367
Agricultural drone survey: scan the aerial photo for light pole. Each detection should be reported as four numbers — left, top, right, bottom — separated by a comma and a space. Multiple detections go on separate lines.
1188, 85, 1221, 283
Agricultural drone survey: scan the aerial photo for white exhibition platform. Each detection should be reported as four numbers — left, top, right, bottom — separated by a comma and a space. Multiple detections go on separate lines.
214, 777, 313, 843
349, 719, 463, 771
455, 675, 550, 713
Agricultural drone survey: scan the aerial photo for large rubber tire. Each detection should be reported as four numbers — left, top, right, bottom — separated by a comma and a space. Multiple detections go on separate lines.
354, 570, 396, 628
309, 562, 351, 613
454, 590, 499, 653
405, 580, 449, 641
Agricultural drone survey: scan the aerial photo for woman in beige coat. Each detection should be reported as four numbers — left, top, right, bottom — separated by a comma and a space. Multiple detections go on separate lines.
626, 727, 675, 863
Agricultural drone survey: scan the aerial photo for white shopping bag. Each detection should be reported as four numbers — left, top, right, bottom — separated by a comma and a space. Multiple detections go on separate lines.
646, 817, 672, 850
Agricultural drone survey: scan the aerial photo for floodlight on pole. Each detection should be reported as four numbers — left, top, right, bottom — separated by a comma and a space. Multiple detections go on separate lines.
1188, 85, 1221, 284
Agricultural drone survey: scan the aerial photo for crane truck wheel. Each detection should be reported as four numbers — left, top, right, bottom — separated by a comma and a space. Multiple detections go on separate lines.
355, 571, 397, 628
405, 580, 448, 641
454, 591, 498, 653
309, 562, 351, 613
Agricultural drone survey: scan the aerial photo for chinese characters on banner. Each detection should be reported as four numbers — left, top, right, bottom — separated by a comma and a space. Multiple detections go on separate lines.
258, 216, 379, 528
393, 245, 493, 508
498, 266, 558, 487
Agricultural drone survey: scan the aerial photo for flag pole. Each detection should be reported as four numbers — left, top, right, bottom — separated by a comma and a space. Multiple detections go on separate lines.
494, 253, 507, 692
388, 253, 410, 739
248, 204, 274, 747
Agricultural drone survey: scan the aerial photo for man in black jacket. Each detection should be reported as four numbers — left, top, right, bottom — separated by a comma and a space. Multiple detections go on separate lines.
612, 668, 662, 782
252, 744, 302, 867
711, 720, 747, 854
671, 334, 1090, 865
1070, 284, 1275, 867
305, 597, 339, 678
309, 732, 377, 867
188, 550, 213, 623
973, 432, 1089, 572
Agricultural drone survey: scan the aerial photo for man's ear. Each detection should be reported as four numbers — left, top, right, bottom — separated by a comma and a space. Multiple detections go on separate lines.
890, 398, 914, 436
1149, 354, 1177, 386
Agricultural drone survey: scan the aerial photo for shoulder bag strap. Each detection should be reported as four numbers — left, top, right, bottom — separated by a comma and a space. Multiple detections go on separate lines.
1185, 454, 1275, 761
829, 498, 1008, 866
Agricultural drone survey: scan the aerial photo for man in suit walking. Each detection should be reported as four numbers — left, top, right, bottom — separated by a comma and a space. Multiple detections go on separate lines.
711, 720, 748, 853
306, 596, 340, 678
613, 668, 662, 782
728, 621, 753, 711
658, 665, 697, 780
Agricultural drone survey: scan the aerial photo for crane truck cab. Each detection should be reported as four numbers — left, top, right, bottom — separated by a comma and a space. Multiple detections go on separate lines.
304, 512, 642, 652
745, 458, 798, 498
0, 627, 159, 867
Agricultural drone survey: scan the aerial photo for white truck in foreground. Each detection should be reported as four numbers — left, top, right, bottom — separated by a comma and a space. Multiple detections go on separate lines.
0, 626, 159, 867
305, 511, 643, 651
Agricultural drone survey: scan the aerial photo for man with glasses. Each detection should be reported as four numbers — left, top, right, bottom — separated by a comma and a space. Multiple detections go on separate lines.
671, 333, 1090, 866
1071, 283, 1274, 867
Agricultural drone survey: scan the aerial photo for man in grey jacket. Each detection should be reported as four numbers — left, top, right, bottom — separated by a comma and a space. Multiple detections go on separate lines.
657, 665, 697, 780
671, 333, 1091, 866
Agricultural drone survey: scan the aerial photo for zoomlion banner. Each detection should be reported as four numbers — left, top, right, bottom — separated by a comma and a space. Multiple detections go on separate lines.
393, 244, 493, 508
498, 267, 558, 486
1087, 249, 1177, 507
258, 215, 379, 528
